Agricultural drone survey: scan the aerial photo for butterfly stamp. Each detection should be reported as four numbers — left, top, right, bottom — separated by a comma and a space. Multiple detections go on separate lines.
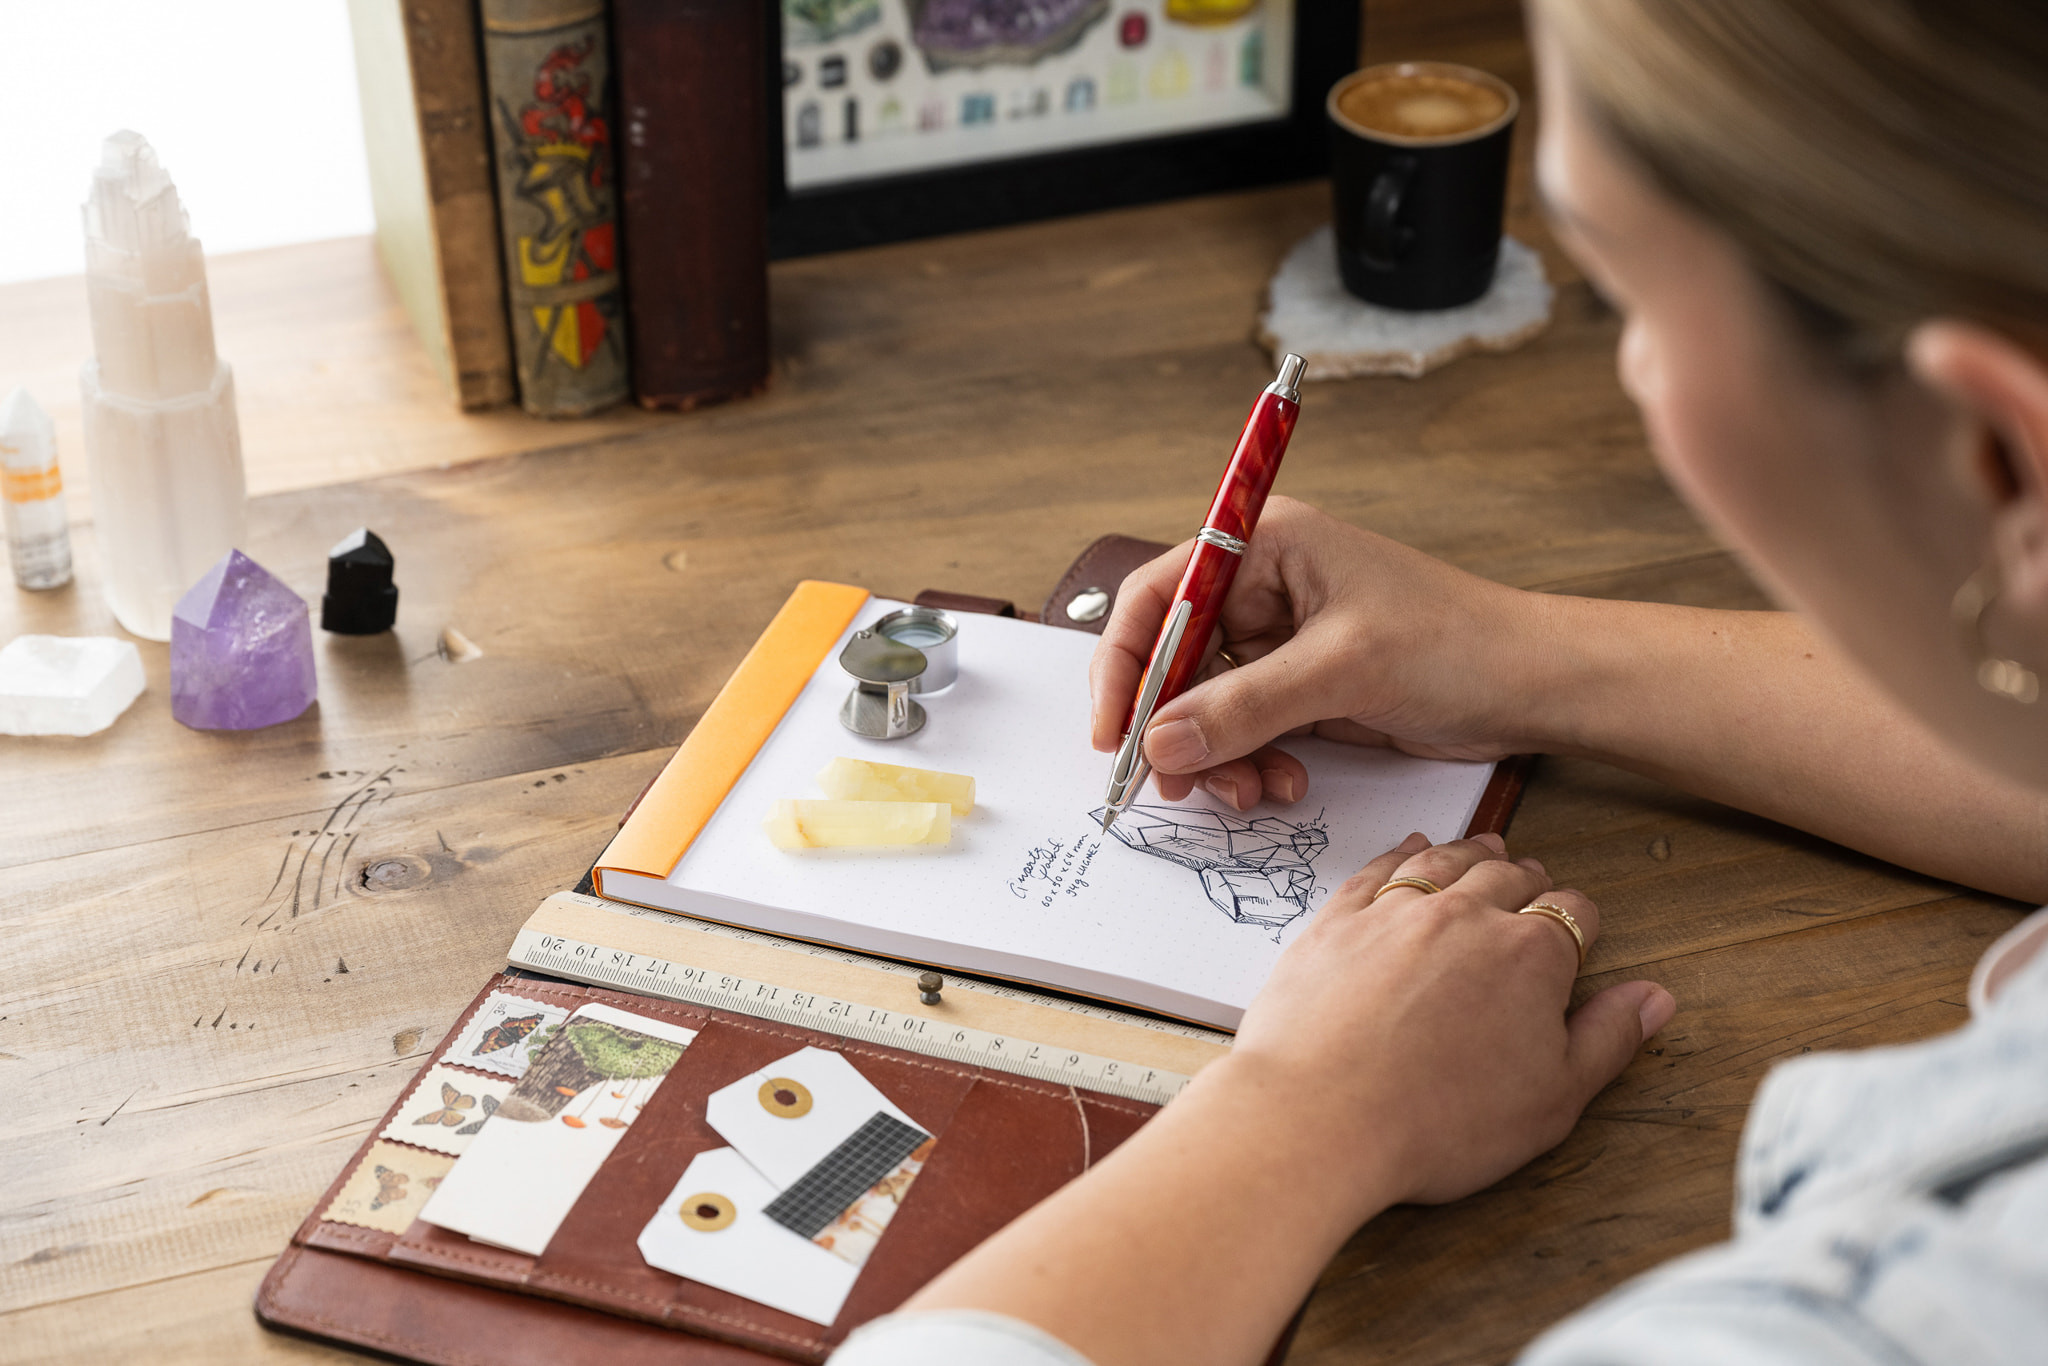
380, 1065, 516, 1157
445, 991, 569, 1080
322, 1139, 456, 1235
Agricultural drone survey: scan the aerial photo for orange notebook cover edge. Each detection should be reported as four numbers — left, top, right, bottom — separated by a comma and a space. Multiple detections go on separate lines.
593, 580, 871, 888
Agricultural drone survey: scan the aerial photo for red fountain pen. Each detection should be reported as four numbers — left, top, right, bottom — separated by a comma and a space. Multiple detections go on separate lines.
1100, 352, 1306, 832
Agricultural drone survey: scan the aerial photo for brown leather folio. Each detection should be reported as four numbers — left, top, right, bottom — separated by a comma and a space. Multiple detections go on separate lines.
259, 972, 1157, 1365
257, 536, 1525, 1364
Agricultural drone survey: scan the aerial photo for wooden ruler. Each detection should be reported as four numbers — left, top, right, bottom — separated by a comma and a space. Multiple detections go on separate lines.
508, 892, 1231, 1105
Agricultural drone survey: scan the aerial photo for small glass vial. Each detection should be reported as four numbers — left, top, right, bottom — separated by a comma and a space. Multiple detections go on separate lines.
1, 388, 75, 591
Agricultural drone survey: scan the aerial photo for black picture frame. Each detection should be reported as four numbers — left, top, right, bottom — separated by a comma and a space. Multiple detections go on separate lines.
766, 1, 1361, 259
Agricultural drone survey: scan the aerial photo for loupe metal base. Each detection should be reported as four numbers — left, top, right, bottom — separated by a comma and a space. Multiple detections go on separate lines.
839, 682, 926, 740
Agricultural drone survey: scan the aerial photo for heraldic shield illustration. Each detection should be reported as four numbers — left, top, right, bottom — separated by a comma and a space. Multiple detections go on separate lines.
1092, 804, 1329, 930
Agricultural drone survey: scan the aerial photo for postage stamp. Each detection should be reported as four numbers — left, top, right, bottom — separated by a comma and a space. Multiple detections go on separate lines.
443, 991, 569, 1079
322, 1139, 456, 1235
380, 1064, 516, 1157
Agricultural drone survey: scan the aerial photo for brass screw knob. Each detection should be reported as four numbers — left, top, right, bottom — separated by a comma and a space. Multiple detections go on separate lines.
917, 971, 943, 1005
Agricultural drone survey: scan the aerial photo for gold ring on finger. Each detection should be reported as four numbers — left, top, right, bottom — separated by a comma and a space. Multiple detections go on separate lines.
1372, 876, 1444, 902
1216, 648, 1243, 670
1519, 902, 1586, 969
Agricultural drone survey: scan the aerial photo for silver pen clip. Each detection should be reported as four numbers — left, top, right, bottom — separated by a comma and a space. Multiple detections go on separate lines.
1101, 598, 1193, 831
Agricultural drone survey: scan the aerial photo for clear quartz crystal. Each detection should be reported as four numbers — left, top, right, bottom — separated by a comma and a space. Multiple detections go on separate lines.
762, 799, 952, 850
0, 635, 145, 736
80, 131, 246, 641
0, 388, 74, 590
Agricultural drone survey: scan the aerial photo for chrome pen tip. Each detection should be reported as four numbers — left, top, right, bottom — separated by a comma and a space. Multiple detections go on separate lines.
1099, 807, 1116, 833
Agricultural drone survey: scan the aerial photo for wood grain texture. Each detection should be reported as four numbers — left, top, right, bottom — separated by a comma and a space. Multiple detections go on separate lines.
1, 3, 2025, 1362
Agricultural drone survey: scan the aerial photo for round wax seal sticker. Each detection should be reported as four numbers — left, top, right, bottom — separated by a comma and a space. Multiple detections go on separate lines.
680, 1193, 736, 1231
759, 1077, 814, 1118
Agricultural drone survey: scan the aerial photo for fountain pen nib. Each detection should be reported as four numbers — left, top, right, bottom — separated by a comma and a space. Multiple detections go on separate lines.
1100, 806, 1117, 833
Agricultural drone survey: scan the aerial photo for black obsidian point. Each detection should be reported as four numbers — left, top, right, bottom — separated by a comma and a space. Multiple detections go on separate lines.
321, 527, 399, 635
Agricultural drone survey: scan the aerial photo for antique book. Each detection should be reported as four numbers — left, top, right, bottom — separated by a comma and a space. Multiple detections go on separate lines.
592, 580, 1515, 1030
479, 0, 632, 416
346, 0, 517, 410
612, 0, 773, 410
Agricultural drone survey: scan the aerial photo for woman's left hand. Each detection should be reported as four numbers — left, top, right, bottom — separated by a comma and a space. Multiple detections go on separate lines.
1229, 831, 1675, 1208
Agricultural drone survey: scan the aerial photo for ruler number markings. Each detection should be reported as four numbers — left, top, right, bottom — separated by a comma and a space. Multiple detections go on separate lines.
511, 931, 1195, 1105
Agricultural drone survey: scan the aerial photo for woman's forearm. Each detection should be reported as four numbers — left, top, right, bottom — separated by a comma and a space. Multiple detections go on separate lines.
1522, 597, 2048, 901
907, 1054, 1400, 1366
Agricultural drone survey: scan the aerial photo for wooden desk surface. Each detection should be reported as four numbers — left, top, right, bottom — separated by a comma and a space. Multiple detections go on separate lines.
1, 35, 2019, 1366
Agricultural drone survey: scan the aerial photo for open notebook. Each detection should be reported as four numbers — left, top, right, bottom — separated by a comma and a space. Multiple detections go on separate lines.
594, 584, 1497, 1029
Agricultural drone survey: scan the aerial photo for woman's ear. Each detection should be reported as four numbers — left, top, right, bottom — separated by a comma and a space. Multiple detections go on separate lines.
1908, 322, 2048, 624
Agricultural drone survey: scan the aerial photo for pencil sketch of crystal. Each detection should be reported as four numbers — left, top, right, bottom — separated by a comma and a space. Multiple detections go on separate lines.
1092, 804, 1327, 930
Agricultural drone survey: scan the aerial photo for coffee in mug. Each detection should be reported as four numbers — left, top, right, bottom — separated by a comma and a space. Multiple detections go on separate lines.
1327, 62, 1519, 310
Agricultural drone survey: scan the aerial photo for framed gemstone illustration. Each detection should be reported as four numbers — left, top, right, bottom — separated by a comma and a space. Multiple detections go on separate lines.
768, 0, 1359, 256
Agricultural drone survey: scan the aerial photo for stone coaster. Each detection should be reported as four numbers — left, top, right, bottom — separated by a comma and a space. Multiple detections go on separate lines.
1257, 226, 1554, 380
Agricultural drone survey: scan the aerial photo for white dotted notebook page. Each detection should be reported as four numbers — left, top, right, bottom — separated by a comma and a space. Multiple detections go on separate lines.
659, 599, 1496, 1029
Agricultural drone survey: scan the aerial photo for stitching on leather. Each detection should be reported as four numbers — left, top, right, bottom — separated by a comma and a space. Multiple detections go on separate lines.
391, 1239, 825, 1353
1067, 1085, 1093, 1169
529, 1268, 825, 1351
305, 1223, 391, 1255
266, 1247, 505, 1366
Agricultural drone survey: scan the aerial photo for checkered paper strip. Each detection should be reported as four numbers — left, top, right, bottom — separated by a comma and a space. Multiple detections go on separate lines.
763, 1111, 932, 1239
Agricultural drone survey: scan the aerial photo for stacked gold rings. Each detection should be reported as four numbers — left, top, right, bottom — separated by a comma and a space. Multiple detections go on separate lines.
1519, 901, 1586, 968
1370, 876, 1444, 902
1371, 875, 1587, 970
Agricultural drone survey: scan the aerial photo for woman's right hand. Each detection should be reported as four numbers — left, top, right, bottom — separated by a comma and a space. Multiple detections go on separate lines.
1088, 497, 1565, 808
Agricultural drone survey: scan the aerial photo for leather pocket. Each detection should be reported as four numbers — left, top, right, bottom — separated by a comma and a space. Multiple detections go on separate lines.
301, 974, 1161, 1364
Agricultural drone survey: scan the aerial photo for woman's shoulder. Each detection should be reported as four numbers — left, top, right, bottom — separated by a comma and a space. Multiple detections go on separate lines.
1523, 910, 2048, 1366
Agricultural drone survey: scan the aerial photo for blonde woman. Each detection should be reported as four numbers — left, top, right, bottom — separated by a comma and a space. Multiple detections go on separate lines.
834, 2, 2048, 1362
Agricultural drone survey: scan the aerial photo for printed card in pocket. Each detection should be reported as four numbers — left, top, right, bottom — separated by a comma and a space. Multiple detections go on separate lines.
420, 1003, 698, 1254
379, 1064, 514, 1157
444, 990, 569, 1079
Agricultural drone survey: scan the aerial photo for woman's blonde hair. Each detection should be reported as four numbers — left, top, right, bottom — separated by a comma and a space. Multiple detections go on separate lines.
1533, 0, 2048, 365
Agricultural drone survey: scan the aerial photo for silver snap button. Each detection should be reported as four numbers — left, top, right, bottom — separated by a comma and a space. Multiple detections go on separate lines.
1066, 587, 1110, 623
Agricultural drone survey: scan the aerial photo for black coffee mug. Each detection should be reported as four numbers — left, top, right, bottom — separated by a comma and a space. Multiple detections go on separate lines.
1328, 62, 1519, 310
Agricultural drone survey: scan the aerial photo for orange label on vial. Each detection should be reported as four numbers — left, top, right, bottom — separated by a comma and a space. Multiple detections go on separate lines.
1, 466, 63, 502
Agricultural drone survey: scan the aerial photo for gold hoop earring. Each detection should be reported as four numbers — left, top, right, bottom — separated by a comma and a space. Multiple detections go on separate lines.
1953, 565, 2041, 704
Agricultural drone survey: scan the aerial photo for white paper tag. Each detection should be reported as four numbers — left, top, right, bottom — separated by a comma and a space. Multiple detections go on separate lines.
704, 1046, 923, 1189
637, 1146, 860, 1325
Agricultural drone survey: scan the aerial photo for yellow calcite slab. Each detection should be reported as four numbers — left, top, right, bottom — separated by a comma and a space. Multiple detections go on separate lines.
764, 799, 952, 850
816, 757, 976, 816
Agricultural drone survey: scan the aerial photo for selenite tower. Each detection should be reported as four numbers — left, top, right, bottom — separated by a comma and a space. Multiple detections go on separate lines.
80, 131, 247, 641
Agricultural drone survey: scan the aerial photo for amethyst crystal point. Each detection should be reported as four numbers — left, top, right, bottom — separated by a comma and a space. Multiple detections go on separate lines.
170, 549, 318, 730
